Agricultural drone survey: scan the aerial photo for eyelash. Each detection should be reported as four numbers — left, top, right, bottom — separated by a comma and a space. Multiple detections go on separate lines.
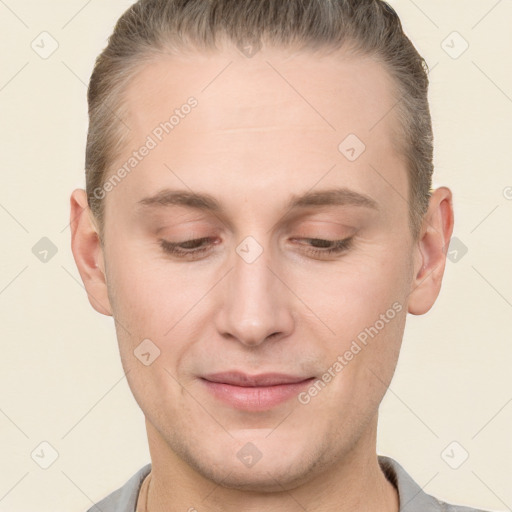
159, 237, 353, 259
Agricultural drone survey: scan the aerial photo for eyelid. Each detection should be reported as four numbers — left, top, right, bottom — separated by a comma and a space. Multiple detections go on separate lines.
158, 235, 354, 260
290, 236, 354, 255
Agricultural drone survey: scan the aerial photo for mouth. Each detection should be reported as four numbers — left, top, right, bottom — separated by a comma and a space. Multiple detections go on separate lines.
200, 372, 316, 411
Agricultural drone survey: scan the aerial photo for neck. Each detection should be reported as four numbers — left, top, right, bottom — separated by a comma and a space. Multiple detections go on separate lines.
144, 416, 398, 512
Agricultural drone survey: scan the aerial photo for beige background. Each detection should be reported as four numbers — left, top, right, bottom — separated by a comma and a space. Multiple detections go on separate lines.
0, 0, 511, 510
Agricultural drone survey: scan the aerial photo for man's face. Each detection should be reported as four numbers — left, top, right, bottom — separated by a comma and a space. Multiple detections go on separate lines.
99, 45, 417, 490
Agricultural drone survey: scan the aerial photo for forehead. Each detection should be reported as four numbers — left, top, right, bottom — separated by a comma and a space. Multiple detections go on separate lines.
107, 46, 407, 221
124, 46, 399, 135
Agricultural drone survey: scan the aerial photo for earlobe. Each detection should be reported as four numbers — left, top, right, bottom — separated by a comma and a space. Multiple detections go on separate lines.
407, 187, 454, 315
69, 189, 113, 316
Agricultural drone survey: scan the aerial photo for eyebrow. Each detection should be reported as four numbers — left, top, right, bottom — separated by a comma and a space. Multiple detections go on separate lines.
136, 187, 379, 214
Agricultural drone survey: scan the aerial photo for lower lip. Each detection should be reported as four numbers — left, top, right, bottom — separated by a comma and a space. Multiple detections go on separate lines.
200, 378, 315, 411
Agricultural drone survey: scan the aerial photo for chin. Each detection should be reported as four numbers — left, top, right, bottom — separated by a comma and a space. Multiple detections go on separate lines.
179, 436, 325, 493
194, 458, 309, 493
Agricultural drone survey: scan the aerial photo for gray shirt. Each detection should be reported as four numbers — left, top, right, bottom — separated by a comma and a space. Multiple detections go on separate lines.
86, 455, 491, 512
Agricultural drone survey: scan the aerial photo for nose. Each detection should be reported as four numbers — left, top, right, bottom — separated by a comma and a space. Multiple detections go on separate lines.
214, 238, 295, 347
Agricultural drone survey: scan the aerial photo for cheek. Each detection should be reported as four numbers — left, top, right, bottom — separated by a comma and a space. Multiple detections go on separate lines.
291, 248, 411, 337
323, 252, 409, 390
104, 243, 215, 390
105, 240, 200, 330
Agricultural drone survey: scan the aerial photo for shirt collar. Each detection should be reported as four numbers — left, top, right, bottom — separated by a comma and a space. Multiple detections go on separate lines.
378, 455, 443, 511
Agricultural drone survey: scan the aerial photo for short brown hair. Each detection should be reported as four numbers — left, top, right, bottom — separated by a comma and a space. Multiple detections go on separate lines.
86, 0, 433, 240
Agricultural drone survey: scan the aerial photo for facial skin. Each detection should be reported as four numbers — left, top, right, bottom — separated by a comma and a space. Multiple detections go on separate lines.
70, 43, 453, 512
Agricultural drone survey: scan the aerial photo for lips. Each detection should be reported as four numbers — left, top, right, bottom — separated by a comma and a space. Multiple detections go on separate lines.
200, 371, 315, 411
202, 371, 312, 387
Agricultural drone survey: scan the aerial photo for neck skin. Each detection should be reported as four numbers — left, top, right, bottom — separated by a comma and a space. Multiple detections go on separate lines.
143, 414, 399, 512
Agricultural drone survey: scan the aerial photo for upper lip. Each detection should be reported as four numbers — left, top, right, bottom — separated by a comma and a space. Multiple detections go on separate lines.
201, 371, 313, 387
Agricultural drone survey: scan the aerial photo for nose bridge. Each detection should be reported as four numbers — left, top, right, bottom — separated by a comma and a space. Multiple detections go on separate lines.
215, 236, 293, 346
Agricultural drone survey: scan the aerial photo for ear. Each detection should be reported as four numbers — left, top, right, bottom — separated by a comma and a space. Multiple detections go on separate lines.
407, 186, 454, 315
69, 189, 113, 316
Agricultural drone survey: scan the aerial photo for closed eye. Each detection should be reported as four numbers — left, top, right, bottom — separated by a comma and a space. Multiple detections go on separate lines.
159, 236, 353, 259
290, 237, 353, 256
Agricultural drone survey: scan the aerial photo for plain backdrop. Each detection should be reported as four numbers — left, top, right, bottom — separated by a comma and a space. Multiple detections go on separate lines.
0, 1, 511, 511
